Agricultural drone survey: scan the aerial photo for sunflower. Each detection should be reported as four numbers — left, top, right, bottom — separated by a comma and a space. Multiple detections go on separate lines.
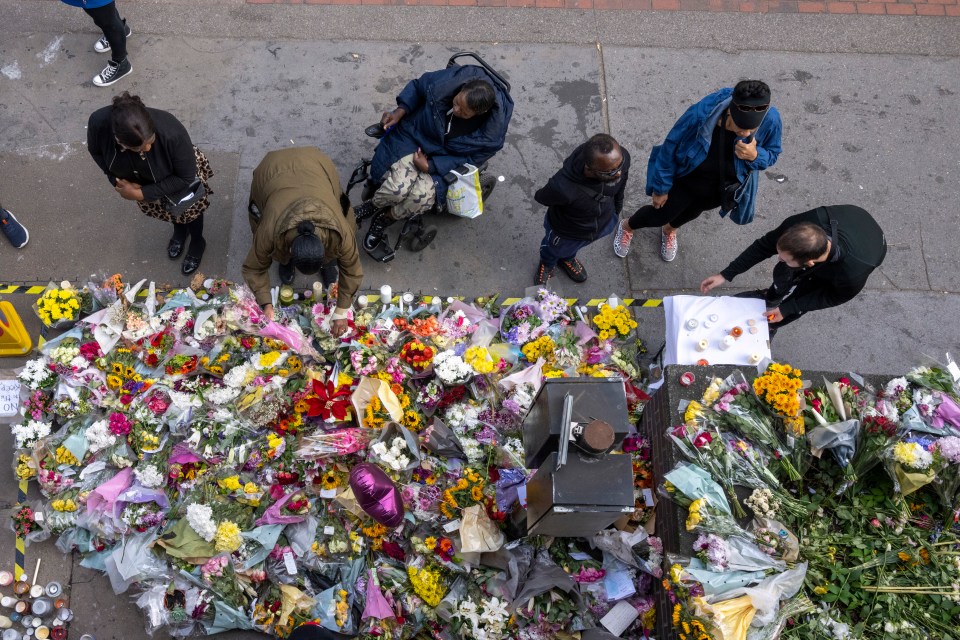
321, 471, 339, 490
124, 365, 136, 379
106, 374, 123, 390
471, 486, 484, 501
111, 362, 123, 375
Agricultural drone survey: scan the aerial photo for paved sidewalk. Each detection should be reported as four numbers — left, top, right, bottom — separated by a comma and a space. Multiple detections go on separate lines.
247, 0, 960, 16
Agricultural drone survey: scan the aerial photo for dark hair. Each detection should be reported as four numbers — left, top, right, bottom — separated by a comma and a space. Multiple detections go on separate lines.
110, 92, 156, 147
583, 133, 620, 164
777, 222, 829, 262
732, 80, 771, 105
290, 221, 325, 275
460, 80, 496, 114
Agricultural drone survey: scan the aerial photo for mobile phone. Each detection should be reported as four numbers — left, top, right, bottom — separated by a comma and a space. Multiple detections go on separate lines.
742, 134, 754, 144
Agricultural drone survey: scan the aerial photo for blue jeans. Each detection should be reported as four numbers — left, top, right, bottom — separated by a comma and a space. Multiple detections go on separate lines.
539, 217, 616, 268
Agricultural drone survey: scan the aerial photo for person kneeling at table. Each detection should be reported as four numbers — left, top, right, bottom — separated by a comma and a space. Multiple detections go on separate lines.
700, 204, 886, 337
243, 147, 362, 336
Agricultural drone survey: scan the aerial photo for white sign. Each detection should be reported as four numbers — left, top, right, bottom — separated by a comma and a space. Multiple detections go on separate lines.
663, 295, 772, 366
0, 379, 21, 418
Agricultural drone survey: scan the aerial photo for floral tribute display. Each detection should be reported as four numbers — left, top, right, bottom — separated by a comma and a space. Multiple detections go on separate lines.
10, 279, 657, 639
662, 362, 960, 640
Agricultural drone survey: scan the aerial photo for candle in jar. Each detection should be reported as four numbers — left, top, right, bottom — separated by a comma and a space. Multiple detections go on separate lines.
730, 326, 743, 338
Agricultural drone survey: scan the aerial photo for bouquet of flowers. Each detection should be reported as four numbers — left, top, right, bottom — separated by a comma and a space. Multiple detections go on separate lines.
33, 281, 86, 328
433, 351, 473, 386
931, 436, 960, 523
399, 339, 435, 373
885, 440, 935, 496
592, 302, 637, 342
499, 299, 545, 346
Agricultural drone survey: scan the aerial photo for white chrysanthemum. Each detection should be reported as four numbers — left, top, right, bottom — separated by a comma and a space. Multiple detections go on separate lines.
134, 465, 165, 488
223, 363, 253, 388
85, 419, 117, 453
185, 503, 217, 542
11, 420, 52, 449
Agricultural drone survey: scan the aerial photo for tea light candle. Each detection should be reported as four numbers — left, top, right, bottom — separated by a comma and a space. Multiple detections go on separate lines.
695, 339, 709, 352
0, 572, 12, 587
730, 326, 743, 338
747, 319, 757, 327
696, 359, 710, 366
749, 326, 759, 335
749, 353, 762, 364
28, 586, 43, 599
719, 335, 736, 351
685, 318, 699, 330
380, 285, 392, 304
708, 314, 719, 323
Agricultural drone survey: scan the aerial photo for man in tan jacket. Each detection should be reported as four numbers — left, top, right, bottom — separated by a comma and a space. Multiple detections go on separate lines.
244, 147, 362, 336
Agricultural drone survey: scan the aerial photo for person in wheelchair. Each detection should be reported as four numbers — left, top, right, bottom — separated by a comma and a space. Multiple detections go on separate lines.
354, 60, 514, 256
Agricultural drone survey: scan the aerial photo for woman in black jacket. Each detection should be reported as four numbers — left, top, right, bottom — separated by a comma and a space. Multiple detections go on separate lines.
87, 92, 214, 275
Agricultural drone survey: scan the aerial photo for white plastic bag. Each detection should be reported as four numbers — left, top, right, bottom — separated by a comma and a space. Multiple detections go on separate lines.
446, 164, 483, 219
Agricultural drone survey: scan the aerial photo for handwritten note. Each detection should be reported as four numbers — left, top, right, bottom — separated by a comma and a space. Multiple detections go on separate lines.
0, 379, 21, 418
600, 599, 640, 636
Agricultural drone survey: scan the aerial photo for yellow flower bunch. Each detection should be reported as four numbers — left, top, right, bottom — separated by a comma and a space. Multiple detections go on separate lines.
244, 482, 259, 494
685, 498, 704, 531
576, 363, 611, 378
521, 335, 556, 363
36, 287, 81, 327
753, 362, 803, 419
684, 401, 703, 428
214, 520, 243, 552
255, 351, 283, 370
463, 346, 497, 374
218, 475, 242, 492
335, 589, 350, 627
401, 409, 423, 432
15, 455, 36, 480
407, 565, 448, 607
363, 396, 388, 429
56, 445, 79, 466
51, 498, 78, 512
593, 304, 637, 341
441, 468, 486, 518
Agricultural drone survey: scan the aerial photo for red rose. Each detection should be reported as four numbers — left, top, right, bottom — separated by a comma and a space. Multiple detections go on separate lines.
693, 432, 712, 448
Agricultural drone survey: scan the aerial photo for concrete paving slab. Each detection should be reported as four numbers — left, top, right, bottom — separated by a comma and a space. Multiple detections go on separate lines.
0, 146, 240, 286
603, 46, 960, 294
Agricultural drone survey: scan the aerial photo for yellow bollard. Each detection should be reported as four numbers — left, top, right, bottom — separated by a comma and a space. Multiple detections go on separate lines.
0, 300, 32, 357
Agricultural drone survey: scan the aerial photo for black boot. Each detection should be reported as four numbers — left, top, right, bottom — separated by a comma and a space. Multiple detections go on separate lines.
363, 210, 396, 252
354, 201, 380, 224
363, 210, 399, 262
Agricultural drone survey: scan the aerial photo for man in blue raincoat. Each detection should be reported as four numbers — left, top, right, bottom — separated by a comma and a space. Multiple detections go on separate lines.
354, 64, 514, 253
612, 80, 782, 263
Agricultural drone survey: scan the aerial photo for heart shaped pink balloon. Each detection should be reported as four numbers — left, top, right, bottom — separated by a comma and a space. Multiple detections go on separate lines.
349, 463, 405, 528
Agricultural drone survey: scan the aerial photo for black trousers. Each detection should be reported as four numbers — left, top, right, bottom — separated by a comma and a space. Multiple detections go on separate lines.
627, 176, 721, 231
172, 215, 205, 257
83, 2, 127, 63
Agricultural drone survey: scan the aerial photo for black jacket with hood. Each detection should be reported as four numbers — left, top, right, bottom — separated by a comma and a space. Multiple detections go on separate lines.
535, 144, 630, 241
87, 106, 196, 205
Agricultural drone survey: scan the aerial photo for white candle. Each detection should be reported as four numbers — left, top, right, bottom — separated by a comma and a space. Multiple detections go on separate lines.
696, 339, 709, 352
380, 285, 392, 304
607, 295, 619, 309
749, 353, 762, 364
403, 292, 414, 305
685, 318, 699, 330
719, 335, 736, 351
708, 314, 719, 323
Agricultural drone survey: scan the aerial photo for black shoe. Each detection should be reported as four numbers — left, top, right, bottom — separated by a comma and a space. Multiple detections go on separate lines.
535, 261, 554, 286
279, 261, 295, 285
363, 210, 396, 252
167, 236, 185, 260
181, 238, 205, 276
354, 201, 379, 223
560, 257, 587, 283
93, 57, 132, 87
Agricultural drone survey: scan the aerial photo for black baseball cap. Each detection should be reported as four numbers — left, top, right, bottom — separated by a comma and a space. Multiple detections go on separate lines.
730, 80, 771, 130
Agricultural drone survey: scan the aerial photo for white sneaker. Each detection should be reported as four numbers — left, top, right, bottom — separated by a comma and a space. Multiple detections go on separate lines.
660, 229, 678, 262
94, 22, 132, 54
613, 220, 633, 258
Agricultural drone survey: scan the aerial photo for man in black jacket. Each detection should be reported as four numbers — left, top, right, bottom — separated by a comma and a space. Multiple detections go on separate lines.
700, 204, 886, 336
534, 134, 630, 285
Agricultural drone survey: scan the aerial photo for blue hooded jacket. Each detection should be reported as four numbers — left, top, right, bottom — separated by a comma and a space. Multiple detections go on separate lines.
60, 0, 114, 8
645, 88, 782, 225
370, 65, 514, 203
